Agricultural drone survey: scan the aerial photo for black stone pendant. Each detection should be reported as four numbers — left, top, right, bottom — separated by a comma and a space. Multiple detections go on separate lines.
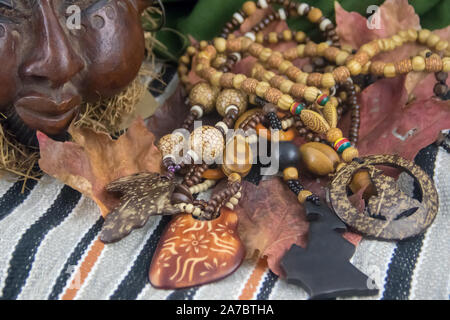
281, 200, 379, 300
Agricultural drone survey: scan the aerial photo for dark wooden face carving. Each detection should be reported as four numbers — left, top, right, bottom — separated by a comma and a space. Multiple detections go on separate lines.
0, 0, 150, 137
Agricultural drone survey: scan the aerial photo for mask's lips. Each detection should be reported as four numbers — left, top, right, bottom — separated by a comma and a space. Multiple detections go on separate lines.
14, 93, 81, 136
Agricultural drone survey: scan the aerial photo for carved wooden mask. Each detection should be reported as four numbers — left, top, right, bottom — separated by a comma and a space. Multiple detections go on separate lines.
0, 0, 151, 143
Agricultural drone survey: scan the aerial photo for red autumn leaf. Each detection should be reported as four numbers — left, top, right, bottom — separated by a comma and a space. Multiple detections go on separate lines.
339, 76, 450, 161
336, 0, 449, 97
232, 177, 360, 277
335, 0, 420, 50
37, 118, 162, 216
233, 177, 309, 277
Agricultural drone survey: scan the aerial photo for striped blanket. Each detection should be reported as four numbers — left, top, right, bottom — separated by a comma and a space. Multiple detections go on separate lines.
0, 66, 448, 300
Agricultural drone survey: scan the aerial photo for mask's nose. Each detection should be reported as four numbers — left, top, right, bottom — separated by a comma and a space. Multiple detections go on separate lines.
20, 0, 84, 88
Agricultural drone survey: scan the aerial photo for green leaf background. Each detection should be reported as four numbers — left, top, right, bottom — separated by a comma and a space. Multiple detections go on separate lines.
154, 0, 450, 61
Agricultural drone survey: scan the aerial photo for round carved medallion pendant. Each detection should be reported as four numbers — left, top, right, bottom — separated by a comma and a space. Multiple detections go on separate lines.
328, 155, 439, 240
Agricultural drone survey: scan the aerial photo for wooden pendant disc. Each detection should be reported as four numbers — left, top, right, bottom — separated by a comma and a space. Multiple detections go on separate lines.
149, 208, 245, 289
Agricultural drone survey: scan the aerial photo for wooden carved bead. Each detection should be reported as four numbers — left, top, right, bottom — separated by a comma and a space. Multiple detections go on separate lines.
295, 31, 306, 42
418, 29, 431, 44
332, 66, 351, 83
216, 89, 248, 117
299, 142, 340, 176
283, 167, 299, 181
234, 108, 263, 130
307, 7, 323, 23
228, 172, 242, 183
241, 78, 259, 94
384, 63, 396, 78
242, 1, 257, 15
222, 135, 253, 177
443, 58, 450, 72
277, 94, 294, 110
255, 81, 271, 97
307, 73, 322, 87
304, 86, 320, 102
233, 74, 247, 89
190, 126, 224, 163
265, 87, 283, 104
341, 146, 359, 162
297, 190, 313, 204
321, 73, 336, 88
346, 60, 362, 76
291, 83, 306, 98
323, 102, 338, 128
189, 82, 220, 114
425, 55, 442, 72
300, 109, 330, 134
436, 40, 449, 52
412, 56, 426, 72
326, 128, 343, 143
335, 51, 350, 65
370, 60, 386, 76
158, 133, 185, 158
406, 28, 418, 41
213, 37, 227, 53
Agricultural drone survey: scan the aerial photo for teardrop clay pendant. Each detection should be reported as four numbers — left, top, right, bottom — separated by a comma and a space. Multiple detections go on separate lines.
149, 208, 245, 289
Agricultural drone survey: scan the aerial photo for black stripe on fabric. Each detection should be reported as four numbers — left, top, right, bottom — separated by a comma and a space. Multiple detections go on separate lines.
166, 286, 199, 300
148, 64, 177, 98
382, 144, 438, 300
256, 270, 279, 300
48, 217, 104, 300
0, 186, 81, 300
109, 216, 171, 300
0, 179, 38, 222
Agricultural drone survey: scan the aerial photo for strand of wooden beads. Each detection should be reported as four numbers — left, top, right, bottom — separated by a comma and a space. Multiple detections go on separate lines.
350, 29, 450, 78
219, 1, 338, 45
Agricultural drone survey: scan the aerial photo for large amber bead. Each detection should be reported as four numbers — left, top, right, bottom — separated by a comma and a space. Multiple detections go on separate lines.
222, 135, 253, 177
299, 142, 340, 176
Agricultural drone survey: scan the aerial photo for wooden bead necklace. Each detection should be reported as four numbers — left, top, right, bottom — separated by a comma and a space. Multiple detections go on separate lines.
100, 0, 443, 293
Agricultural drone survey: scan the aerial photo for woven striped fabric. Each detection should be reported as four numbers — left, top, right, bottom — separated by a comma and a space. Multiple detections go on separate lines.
0, 65, 448, 300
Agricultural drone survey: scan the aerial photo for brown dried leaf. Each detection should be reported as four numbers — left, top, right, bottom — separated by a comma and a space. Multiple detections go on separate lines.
234, 177, 309, 277
335, 0, 420, 50
37, 118, 162, 216
339, 76, 450, 161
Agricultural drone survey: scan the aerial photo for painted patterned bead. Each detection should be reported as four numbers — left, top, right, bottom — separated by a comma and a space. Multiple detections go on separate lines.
189, 82, 220, 114
215, 89, 248, 117
334, 138, 351, 153
190, 126, 224, 163
316, 93, 329, 106
158, 133, 185, 158
289, 102, 305, 115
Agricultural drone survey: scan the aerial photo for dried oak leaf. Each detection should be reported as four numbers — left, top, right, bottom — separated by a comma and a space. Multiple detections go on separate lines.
234, 177, 309, 277
335, 0, 420, 50
37, 118, 162, 216
336, 0, 449, 97
339, 76, 450, 161
233, 177, 361, 277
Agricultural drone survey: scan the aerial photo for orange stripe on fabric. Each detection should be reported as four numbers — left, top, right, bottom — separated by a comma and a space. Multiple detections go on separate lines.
62, 238, 105, 300
238, 258, 268, 300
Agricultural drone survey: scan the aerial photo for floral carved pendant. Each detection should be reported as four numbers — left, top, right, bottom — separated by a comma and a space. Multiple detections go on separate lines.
149, 208, 245, 289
